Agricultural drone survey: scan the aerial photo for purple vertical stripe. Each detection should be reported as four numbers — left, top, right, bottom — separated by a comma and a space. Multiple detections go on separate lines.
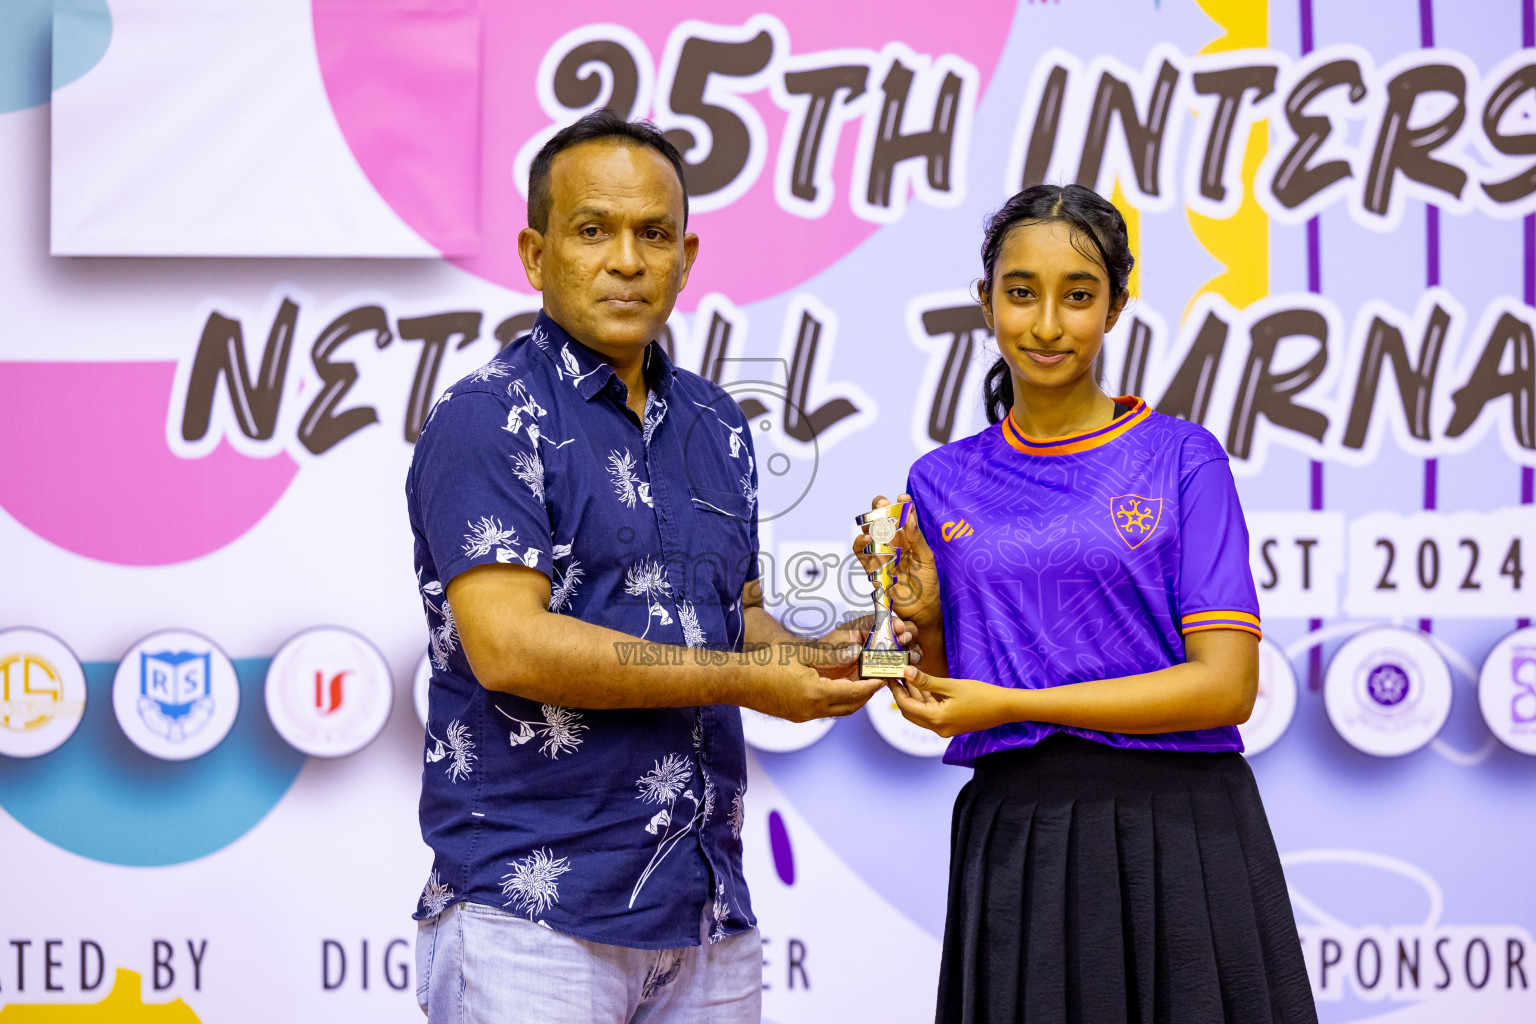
1306, 219, 1322, 293
1302, 0, 1322, 687
1521, 0, 1532, 579
1522, 464, 1533, 632
1419, 0, 1435, 638
1526, 215, 1535, 307
1425, 207, 1440, 288
1308, 631, 1323, 692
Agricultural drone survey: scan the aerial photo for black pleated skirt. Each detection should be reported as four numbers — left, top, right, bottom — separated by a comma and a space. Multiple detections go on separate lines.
937, 734, 1317, 1024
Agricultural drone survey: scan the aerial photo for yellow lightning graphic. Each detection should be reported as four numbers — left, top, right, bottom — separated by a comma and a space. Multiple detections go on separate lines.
1186, 0, 1270, 320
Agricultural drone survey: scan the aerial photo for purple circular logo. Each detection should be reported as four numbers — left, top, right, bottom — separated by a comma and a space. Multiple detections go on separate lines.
1366, 663, 1412, 707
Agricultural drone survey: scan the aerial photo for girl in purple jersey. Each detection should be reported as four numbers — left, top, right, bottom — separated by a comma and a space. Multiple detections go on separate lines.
859, 184, 1316, 1024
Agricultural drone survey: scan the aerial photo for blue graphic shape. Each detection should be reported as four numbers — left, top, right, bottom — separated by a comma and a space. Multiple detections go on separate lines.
0, 0, 111, 113
52, 0, 113, 94
0, 658, 305, 866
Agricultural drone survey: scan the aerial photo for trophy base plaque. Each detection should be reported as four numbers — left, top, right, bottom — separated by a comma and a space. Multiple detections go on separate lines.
860, 649, 908, 679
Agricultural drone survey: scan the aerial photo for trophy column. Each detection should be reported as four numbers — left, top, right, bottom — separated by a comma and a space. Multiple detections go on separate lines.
855, 500, 913, 679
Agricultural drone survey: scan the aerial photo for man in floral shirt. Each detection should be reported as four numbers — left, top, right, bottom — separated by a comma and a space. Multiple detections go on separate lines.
407, 110, 884, 1023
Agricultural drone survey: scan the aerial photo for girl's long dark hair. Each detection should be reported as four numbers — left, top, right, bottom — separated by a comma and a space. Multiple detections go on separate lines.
979, 184, 1135, 424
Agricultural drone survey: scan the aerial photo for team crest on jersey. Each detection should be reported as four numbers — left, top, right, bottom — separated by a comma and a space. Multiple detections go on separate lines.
1110, 495, 1163, 549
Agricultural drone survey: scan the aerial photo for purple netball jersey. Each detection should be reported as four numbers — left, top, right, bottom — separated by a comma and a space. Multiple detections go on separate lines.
906, 396, 1263, 766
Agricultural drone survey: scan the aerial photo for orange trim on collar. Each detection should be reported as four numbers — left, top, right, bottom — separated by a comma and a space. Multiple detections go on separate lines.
1001, 396, 1151, 456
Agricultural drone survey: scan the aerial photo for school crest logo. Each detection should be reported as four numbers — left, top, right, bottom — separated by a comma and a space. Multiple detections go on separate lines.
139, 650, 215, 742
113, 630, 240, 761
1110, 495, 1162, 548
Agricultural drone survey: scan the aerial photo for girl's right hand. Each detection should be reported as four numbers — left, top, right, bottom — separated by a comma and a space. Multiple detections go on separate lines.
853, 493, 942, 630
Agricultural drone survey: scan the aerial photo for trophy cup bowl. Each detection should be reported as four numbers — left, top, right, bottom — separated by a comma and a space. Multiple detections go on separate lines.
856, 500, 913, 679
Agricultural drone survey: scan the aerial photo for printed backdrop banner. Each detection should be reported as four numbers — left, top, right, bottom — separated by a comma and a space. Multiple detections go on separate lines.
3, 0, 1536, 1021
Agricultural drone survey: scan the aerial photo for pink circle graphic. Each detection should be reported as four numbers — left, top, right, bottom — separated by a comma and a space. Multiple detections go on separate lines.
313, 1, 1014, 309
0, 362, 297, 565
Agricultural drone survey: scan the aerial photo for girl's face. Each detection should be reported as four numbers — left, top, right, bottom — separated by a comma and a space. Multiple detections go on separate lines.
982, 219, 1124, 396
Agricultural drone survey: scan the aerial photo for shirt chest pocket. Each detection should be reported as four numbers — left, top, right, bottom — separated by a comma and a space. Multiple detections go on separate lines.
688, 486, 755, 602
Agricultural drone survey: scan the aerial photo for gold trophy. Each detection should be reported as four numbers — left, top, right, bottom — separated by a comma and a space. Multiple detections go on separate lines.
855, 500, 913, 679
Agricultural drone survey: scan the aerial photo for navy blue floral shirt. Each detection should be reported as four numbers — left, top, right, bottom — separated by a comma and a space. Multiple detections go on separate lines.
406, 312, 759, 949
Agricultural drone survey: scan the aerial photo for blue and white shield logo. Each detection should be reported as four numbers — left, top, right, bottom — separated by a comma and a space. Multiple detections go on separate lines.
138, 650, 216, 743
1110, 494, 1163, 549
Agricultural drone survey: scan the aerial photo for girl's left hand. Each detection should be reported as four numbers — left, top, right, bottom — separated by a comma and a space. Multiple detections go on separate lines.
891, 666, 1019, 738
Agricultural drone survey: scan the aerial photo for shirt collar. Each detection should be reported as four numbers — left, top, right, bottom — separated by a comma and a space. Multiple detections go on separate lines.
1000, 395, 1151, 456
532, 310, 678, 402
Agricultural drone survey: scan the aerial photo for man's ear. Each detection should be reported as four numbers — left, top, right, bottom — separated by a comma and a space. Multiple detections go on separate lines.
1105, 290, 1128, 333
677, 232, 700, 292
517, 227, 546, 292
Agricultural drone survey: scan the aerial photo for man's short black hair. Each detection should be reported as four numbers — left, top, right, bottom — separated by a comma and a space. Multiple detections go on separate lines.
527, 109, 690, 233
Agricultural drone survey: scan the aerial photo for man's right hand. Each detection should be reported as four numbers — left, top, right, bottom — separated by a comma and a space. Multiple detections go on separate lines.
745, 656, 885, 723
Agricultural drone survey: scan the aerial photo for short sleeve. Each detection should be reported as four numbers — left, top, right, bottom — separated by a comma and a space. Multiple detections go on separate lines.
1177, 458, 1261, 639
411, 388, 553, 587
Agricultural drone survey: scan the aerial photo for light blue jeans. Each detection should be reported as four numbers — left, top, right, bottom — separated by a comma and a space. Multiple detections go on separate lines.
416, 901, 762, 1024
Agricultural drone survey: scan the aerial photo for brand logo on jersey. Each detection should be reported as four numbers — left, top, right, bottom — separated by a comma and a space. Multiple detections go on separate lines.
941, 520, 974, 542
1110, 495, 1163, 548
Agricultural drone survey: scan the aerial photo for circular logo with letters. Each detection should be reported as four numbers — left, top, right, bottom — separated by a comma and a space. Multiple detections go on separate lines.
0, 628, 88, 758
113, 630, 240, 761
1477, 626, 1536, 756
1324, 627, 1451, 757
1240, 638, 1297, 757
265, 627, 394, 758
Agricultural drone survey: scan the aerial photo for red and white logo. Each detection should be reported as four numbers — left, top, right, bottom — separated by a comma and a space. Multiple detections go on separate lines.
265, 628, 393, 758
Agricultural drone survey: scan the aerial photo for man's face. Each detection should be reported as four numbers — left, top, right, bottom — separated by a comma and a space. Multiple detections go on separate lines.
518, 140, 698, 358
